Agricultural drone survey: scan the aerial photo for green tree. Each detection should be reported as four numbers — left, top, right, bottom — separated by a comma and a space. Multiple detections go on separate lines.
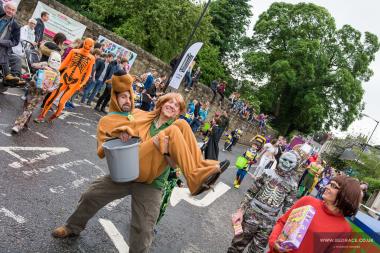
58, 0, 229, 84
243, 3, 379, 135
209, 0, 252, 59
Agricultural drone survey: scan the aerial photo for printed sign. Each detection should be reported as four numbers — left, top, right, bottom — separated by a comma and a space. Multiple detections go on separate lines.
32, 1, 86, 43
169, 42, 203, 89
97, 35, 138, 71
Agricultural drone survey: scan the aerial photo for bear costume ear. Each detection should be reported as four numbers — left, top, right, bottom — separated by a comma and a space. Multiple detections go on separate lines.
111, 70, 134, 92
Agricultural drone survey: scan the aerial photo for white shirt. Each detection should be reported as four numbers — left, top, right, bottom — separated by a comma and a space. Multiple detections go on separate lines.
12, 25, 36, 56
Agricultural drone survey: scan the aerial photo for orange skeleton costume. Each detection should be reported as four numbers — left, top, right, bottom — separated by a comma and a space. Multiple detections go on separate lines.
97, 73, 228, 195
36, 38, 95, 122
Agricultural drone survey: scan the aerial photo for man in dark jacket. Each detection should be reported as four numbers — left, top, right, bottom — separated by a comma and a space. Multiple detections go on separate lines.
34, 11, 49, 44
95, 57, 130, 113
81, 53, 114, 105
0, 2, 20, 93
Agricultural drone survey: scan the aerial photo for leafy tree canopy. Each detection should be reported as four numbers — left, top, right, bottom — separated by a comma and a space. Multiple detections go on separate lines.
243, 2, 379, 135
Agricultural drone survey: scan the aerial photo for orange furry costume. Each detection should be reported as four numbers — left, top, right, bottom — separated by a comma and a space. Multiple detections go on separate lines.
97, 73, 223, 195
37, 38, 95, 122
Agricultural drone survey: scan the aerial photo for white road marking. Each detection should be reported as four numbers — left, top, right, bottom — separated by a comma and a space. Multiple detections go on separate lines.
91, 135, 97, 139
2, 91, 21, 97
0, 124, 11, 137
170, 182, 231, 207
60, 111, 97, 123
99, 218, 129, 253
34, 132, 49, 139
22, 159, 104, 177
0, 129, 11, 137
105, 199, 123, 211
0, 207, 27, 224
49, 186, 65, 194
71, 177, 90, 188
67, 122, 92, 127
0, 146, 70, 168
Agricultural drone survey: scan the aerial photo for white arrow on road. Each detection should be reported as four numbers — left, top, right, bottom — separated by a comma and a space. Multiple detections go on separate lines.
170, 182, 230, 207
99, 218, 129, 253
0, 207, 27, 224
0, 146, 70, 168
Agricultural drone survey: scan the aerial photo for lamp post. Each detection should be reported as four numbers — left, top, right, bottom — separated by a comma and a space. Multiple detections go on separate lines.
163, 0, 212, 92
361, 113, 379, 150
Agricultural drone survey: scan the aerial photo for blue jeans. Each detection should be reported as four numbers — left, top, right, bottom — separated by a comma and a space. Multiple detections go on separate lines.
81, 79, 104, 104
184, 71, 192, 88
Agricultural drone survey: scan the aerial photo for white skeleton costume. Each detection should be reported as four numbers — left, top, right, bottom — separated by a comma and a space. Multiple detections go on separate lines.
227, 151, 300, 253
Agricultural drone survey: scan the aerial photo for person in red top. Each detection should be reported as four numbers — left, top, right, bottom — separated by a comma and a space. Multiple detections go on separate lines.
268, 176, 362, 253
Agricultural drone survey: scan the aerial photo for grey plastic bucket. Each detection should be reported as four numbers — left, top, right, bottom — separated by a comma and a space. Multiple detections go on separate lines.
102, 137, 140, 182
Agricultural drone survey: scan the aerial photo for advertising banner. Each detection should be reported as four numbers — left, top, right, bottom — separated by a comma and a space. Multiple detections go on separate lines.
32, 1, 86, 43
97, 35, 138, 71
1, 0, 21, 7
169, 42, 203, 89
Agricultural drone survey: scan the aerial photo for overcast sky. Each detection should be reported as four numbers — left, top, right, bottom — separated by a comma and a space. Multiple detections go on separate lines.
247, 0, 380, 144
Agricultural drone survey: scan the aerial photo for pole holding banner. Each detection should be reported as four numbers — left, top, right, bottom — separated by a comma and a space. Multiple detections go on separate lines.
163, 0, 212, 92
168, 42, 203, 90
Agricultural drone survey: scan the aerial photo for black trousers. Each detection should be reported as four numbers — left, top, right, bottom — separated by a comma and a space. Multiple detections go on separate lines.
96, 84, 111, 109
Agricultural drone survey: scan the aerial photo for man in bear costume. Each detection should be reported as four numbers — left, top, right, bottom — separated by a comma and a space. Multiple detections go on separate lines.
52, 70, 229, 253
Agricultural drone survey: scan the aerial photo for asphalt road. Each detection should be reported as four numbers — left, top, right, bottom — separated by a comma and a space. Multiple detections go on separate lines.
0, 88, 253, 253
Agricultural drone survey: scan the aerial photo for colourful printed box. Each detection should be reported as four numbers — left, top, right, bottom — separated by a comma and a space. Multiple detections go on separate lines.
278, 205, 316, 250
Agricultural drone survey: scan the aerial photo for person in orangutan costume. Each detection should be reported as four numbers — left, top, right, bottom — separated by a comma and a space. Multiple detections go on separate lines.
35, 38, 95, 123
52, 70, 230, 251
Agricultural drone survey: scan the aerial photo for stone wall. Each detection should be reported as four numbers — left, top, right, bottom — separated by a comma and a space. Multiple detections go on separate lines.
15, 0, 276, 145
16, 0, 171, 76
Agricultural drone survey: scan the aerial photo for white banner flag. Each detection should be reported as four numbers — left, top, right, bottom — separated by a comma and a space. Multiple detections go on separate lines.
169, 42, 203, 89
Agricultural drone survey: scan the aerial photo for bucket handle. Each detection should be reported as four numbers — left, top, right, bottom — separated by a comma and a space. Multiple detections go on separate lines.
105, 136, 140, 142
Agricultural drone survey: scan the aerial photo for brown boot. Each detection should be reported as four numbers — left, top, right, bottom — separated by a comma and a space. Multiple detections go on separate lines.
51, 225, 77, 238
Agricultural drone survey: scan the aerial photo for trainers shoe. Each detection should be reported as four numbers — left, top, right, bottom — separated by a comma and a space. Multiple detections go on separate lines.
52, 225, 77, 238
11, 126, 20, 134
234, 184, 240, 189
21, 95, 26, 101
34, 116, 45, 123
48, 114, 58, 123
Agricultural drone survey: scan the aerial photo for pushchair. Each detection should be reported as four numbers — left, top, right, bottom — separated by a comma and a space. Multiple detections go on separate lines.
21, 40, 41, 79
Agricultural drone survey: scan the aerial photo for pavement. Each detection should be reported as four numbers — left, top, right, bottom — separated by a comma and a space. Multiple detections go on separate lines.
0, 88, 254, 253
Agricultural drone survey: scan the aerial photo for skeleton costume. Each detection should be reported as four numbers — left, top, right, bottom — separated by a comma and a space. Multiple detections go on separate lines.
36, 38, 95, 122
12, 52, 61, 133
227, 151, 300, 253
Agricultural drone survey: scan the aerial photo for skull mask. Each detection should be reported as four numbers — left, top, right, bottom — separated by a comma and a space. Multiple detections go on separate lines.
277, 151, 299, 173
48, 51, 62, 70
82, 38, 94, 53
